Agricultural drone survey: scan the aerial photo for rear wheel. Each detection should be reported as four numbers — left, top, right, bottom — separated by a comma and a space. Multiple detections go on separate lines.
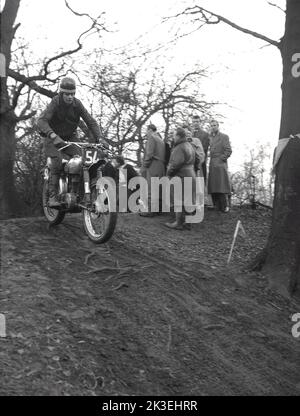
82, 184, 117, 244
42, 180, 65, 226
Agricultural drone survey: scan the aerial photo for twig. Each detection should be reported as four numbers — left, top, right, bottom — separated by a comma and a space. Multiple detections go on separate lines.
267, 1, 285, 13
138, 251, 190, 277
84, 250, 97, 265
267, 302, 282, 311
86, 266, 132, 275
203, 324, 226, 331
104, 264, 152, 281
112, 236, 126, 244
112, 282, 128, 291
167, 325, 172, 352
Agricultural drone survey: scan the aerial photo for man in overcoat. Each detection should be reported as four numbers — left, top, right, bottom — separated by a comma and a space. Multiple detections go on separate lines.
207, 120, 232, 212
140, 124, 166, 216
191, 115, 210, 182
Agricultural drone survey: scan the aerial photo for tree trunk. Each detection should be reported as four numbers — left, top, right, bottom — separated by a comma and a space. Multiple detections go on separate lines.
0, 113, 24, 219
262, 0, 300, 296
0, 0, 23, 219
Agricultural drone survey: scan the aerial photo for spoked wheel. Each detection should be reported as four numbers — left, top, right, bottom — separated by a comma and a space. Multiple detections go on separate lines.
42, 180, 65, 226
82, 185, 117, 244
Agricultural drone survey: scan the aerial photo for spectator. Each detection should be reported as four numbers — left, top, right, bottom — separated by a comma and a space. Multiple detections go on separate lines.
140, 124, 166, 217
191, 115, 210, 182
164, 127, 196, 230
111, 155, 139, 184
164, 132, 173, 168
207, 119, 232, 213
111, 155, 140, 212
182, 124, 205, 176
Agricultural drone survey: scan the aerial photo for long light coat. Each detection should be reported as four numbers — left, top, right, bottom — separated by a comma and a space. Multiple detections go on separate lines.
143, 131, 166, 179
208, 132, 232, 194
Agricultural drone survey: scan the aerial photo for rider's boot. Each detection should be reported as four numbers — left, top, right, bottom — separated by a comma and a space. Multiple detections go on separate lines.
48, 174, 61, 208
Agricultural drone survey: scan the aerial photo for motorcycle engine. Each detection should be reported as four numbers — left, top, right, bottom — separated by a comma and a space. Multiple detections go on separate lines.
63, 192, 77, 209
65, 155, 82, 174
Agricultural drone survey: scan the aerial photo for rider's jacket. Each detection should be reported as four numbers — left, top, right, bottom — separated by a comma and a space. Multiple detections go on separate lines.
37, 94, 101, 142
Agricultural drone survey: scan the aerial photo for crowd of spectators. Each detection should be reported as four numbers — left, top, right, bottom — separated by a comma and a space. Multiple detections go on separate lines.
111, 115, 232, 230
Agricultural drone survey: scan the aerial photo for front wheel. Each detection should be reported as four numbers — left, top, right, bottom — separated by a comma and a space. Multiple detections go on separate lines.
42, 180, 65, 226
82, 185, 117, 244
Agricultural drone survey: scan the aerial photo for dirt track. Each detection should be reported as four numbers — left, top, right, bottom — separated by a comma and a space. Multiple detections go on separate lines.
0, 209, 299, 395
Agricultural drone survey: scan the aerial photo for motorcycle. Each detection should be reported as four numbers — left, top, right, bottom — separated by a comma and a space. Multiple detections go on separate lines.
42, 142, 117, 244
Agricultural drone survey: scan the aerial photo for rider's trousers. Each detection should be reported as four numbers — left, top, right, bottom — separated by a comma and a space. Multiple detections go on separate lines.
48, 156, 63, 197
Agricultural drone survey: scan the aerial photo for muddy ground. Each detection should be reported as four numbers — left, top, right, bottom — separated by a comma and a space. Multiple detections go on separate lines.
0, 207, 299, 396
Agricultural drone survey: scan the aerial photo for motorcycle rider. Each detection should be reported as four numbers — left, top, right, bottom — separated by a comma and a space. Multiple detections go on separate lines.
37, 77, 106, 207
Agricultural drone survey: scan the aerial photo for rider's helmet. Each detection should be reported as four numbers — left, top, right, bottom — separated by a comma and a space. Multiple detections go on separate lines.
59, 77, 76, 94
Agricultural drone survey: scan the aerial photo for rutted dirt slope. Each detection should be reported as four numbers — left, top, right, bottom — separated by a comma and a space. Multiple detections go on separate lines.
0, 208, 299, 396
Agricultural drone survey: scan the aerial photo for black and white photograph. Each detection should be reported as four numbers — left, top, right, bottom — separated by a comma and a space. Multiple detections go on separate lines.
0, 0, 299, 400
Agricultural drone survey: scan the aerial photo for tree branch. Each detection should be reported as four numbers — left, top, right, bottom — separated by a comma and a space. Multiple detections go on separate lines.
7, 68, 56, 98
8, 1, 109, 90
42, 0, 107, 77
64, 0, 108, 31
16, 110, 36, 121
267, 1, 285, 13
165, 5, 281, 48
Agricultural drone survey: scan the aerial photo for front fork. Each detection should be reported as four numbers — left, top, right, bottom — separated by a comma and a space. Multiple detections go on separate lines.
80, 167, 103, 212
83, 167, 91, 202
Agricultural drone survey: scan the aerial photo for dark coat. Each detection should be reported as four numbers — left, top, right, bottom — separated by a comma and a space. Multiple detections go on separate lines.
37, 95, 101, 157
192, 127, 210, 156
122, 164, 139, 183
208, 132, 232, 194
167, 137, 196, 208
192, 127, 209, 180
102, 163, 138, 185
164, 142, 172, 167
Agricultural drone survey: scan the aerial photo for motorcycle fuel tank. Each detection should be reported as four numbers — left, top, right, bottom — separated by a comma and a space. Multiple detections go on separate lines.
65, 156, 83, 174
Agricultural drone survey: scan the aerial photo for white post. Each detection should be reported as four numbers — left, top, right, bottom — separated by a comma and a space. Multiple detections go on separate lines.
227, 220, 246, 264
0, 314, 6, 338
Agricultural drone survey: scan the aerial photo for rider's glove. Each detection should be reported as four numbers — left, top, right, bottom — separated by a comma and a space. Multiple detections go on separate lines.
53, 135, 67, 149
48, 132, 66, 149
100, 140, 109, 150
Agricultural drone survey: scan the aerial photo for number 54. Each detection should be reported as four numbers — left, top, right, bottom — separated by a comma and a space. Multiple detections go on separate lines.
85, 150, 98, 164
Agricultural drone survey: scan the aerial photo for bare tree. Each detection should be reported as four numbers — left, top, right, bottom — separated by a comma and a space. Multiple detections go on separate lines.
166, 1, 300, 296
231, 145, 273, 208
83, 60, 215, 162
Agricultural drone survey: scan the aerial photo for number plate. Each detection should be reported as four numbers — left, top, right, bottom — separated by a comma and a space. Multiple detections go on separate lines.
84, 148, 100, 165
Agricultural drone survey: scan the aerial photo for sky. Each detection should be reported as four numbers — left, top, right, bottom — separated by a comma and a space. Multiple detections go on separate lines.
7, 0, 286, 171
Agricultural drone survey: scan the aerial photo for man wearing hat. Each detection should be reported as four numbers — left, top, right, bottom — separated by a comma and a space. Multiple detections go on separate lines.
208, 119, 232, 212
140, 124, 166, 216
191, 115, 210, 183
37, 77, 106, 207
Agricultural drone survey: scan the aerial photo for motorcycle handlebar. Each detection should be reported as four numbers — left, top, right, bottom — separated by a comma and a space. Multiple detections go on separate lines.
58, 142, 117, 158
